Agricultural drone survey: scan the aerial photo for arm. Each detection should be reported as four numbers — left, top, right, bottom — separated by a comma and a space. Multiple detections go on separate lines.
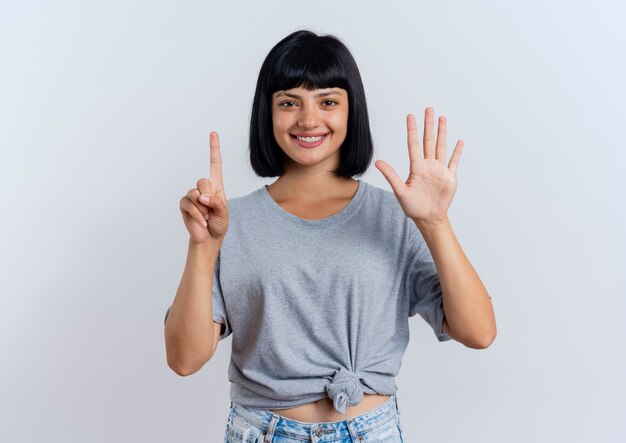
375, 108, 496, 349
415, 217, 496, 349
164, 238, 222, 375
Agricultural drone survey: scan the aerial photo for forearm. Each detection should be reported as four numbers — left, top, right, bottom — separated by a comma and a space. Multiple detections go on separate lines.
164, 239, 221, 374
413, 217, 496, 348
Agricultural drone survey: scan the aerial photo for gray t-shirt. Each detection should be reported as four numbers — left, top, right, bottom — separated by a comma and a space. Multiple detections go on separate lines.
165, 179, 451, 414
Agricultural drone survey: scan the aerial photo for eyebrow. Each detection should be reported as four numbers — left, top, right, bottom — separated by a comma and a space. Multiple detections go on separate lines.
274, 90, 342, 99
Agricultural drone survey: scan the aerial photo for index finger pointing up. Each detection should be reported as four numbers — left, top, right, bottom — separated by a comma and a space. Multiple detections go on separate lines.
209, 131, 223, 185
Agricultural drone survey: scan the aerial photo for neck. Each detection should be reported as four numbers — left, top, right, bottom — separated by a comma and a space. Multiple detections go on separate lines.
267, 171, 358, 203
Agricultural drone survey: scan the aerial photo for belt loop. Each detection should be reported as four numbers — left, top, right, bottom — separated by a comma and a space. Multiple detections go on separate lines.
263, 413, 279, 443
345, 417, 360, 442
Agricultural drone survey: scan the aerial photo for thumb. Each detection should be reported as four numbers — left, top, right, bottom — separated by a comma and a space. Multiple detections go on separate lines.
375, 160, 405, 195
200, 189, 228, 217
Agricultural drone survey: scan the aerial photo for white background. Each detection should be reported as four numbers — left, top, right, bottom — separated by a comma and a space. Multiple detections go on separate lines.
1, 1, 624, 442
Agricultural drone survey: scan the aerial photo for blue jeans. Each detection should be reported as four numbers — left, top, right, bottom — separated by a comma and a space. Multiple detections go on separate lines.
224, 394, 405, 442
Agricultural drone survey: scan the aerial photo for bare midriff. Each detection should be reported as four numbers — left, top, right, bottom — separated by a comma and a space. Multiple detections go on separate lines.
268, 394, 390, 423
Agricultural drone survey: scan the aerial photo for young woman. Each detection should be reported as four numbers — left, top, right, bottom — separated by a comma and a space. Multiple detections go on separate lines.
165, 30, 496, 442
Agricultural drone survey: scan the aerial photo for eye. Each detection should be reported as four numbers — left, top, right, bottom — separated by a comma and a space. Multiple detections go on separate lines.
279, 101, 296, 108
323, 100, 338, 106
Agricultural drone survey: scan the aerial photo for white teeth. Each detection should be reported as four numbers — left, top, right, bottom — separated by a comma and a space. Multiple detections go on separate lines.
296, 135, 324, 143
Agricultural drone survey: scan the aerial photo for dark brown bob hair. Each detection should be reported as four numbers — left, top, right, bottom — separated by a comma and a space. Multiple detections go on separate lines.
249, 30, 374, 178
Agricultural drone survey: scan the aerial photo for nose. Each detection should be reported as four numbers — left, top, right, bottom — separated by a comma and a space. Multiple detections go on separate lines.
297, 106, 321, 129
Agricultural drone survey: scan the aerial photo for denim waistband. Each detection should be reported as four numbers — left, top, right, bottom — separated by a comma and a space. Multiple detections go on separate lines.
229, 394, 400, 441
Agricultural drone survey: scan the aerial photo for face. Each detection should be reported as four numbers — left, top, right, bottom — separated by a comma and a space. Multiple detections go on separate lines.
271, 86, 349, 171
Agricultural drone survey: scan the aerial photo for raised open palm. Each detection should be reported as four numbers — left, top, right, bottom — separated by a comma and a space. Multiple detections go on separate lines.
375, 107, 464, 225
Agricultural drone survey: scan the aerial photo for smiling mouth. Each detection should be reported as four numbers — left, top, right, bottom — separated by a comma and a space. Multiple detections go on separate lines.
291, 133, 328, 142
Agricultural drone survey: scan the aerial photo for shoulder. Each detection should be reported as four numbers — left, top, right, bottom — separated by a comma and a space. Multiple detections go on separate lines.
224, 186, 263, 214
362, 181, 426, 247
220, 186, 269, 242
361, 180, 407, 220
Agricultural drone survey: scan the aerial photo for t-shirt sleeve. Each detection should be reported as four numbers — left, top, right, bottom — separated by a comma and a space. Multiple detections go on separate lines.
211, 249, 232, 340
163, 249, 232, 341
406, 229, 452, 342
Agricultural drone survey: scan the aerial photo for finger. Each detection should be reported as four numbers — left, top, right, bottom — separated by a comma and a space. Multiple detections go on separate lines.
423, 107, 435, 159
199, 187, 228, 218
406, 114, 421, 164
186, 188, 209, 220
436, 116, 447, 163
180, 197, 208, 228
209, 131, 223, 187
196, 178, 213, 198
448, 140, 464, 174
374, 159, 406, 196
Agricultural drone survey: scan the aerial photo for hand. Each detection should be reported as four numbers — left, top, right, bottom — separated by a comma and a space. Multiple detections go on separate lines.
179, 131, 229, 245
375, 107, 464, 225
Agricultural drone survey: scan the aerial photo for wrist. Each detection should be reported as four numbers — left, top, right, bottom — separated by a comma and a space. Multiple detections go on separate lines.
189, 238, 222, 255
412, 216, 450, 235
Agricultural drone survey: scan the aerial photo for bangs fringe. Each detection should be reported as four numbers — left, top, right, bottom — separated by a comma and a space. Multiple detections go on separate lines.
266, 39, 349, 93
